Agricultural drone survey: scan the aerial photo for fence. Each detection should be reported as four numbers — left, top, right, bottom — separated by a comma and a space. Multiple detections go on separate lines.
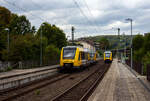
19, 60, 59, 69
0, 60, 59, 72
125, 59, 143, 75
126, 59, 150, 82
147, 64, 150, 81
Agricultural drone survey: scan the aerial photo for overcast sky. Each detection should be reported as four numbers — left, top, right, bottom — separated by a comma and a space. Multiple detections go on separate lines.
1, 0, 150, 39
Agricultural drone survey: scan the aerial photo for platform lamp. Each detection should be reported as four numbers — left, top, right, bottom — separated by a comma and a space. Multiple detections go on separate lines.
125, 18, 133, 70
40, 23, 44, 66
4, 28, 10, 67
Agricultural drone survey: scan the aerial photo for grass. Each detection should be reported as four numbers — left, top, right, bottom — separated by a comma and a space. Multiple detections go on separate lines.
0, 66, 12, 72
35, 89, 40, 95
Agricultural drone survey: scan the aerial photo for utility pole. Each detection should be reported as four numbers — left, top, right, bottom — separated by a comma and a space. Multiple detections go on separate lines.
5, 28, 10, 67
71, 26, 75, 45
122, 32, 126, 63
126, 18, 133, 70
112, 27, 120, 59
40, 25, 43, 66
117, 28, 120, 60
131, 19, 133, 70
124, 33, 127, 60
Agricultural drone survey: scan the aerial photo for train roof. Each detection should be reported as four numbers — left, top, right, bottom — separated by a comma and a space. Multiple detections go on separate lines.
104, 51, 112, 53
63, 46, 82, 48
63, 46, 95, 53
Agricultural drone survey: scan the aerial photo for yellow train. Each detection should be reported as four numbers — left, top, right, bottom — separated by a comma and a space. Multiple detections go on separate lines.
104, 51, 113, 63
59, 46, 99, 70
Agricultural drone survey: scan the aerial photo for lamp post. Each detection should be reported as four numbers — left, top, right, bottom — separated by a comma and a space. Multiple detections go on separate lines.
5, 28, 10, 67
125, 18, 133, 70
40, 24, 44, 66
122, 32, 126, 63
123, 32, 127, 60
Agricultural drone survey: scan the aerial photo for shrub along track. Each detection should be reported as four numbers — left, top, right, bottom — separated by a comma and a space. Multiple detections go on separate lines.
0, 60, 110, 101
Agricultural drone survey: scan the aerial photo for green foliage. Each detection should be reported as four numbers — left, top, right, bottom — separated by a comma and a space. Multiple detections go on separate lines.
0, 66, 12, 72
0, 6, 67, 67
97, 50, 103, 57
132, 33, 150, 75
133, 35, 144, 51
35, 89, 40, 95
143, 34, 150, 52
0, 6, 11, 60
6, 66, 12, 71
44, 45, 60, 60
37, 22, 67, 49
9, 14, 32, 35
132, 34, 144, 62
133, 33, 150, 62
142, 52, 150, 75
133, 48, 144, 62
143, 52, 150, 64
0, 6, 11, 28
98, 37, 109, 50
0, 30, 7, 60
82, 35, 131, 50
2, 34, 41, 61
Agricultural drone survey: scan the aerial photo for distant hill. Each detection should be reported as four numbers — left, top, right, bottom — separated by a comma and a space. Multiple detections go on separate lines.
79, 35, 134, 50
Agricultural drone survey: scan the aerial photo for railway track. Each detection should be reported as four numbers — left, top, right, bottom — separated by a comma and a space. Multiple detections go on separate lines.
51, 64, 110, 101
0, 60, 110, 101
0, 73, 71, 101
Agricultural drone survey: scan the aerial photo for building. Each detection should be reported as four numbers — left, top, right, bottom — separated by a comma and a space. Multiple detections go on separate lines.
78, 40, 96, 52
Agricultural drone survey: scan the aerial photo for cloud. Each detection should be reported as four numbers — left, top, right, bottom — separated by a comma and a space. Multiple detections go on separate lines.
1, 0, 150, 37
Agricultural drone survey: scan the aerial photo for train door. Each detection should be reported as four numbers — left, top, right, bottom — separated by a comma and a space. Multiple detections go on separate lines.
78, 52, 82, 66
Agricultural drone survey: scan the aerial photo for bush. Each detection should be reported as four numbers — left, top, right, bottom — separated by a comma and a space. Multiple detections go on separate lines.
43, 45, 60, 65
35, 89, 40, 95
6, 66, 12, 71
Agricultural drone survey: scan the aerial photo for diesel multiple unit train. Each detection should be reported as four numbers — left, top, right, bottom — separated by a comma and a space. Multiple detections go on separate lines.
104, 51, 113, 63
59, 46, 99, 70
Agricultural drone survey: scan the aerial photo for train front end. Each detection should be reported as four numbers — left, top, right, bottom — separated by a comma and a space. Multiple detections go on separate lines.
59, 46, 81, 70
104, 51, 112, 63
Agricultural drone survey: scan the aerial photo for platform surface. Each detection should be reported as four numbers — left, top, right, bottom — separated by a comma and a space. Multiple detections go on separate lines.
0, 65, 58, 79
88, 59, 150, 101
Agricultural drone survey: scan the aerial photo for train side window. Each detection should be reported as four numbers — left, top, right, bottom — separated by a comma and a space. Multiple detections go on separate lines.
85, 52, 88, 60
81, 52, 85, 60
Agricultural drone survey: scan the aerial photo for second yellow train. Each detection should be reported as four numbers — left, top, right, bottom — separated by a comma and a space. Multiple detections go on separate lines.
104, 51, 113, 63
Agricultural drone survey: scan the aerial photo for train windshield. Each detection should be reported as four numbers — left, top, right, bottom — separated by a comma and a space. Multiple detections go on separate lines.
63, 48, 76, 59
105, 53, 110, 58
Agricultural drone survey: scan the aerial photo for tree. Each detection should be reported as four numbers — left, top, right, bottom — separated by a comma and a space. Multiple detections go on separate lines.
1, 34, 48, 61
0, 6, 67, 66
0, 6, 11, 28
0, 30, 7, 60
133, 34, 144, 51
37, 22, 67, 49
98, 37, 109, 50
51, 25, 67, 48
31, 26, 36, 34
143, 33, 150, 52
44, 45, 60, 63
0, 6, 12, 60
9, 14, 32, 35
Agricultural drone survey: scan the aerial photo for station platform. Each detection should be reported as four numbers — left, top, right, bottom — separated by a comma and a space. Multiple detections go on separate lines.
0, 65, 59, 79
88, 59, 150, 101
0, 65, 59, 91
